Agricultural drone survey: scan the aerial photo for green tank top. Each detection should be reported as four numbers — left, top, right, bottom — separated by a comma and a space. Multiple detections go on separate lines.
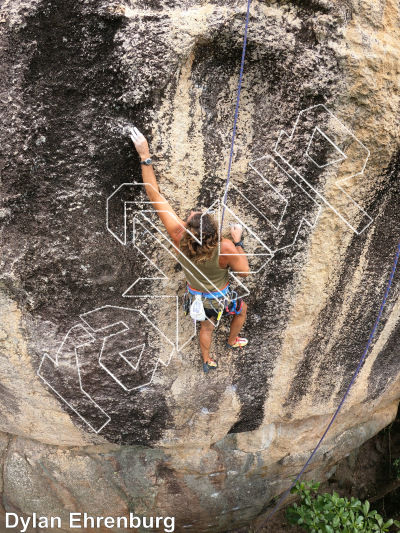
178, 243, 229, 294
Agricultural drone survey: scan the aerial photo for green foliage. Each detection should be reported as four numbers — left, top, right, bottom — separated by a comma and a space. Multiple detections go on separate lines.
286, 480, 400, 533
393, 458, 400, 479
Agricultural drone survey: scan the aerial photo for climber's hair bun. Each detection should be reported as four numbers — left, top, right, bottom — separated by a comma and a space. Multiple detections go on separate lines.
180, 213, 219, 263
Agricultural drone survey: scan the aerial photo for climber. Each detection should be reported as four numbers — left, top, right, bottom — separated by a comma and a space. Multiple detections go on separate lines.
129, 126, 249, 373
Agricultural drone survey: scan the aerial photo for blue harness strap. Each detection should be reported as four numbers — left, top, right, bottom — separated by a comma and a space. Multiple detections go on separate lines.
187, 282, 230, 299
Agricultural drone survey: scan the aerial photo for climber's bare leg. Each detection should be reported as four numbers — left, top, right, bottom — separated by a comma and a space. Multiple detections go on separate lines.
199, 318, 215, 363
228, 301, 248, 345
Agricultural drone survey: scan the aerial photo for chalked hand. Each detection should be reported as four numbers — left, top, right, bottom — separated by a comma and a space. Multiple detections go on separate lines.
129, 126, 150, 158
231, 223, 243, 242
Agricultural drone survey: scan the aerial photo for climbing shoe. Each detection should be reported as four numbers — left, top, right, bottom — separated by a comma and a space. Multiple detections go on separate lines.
226, 336, 248, 349
203, 359, 218, 373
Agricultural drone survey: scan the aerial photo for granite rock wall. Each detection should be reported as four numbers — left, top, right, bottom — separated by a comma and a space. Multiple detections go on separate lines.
0, 0, 399, 531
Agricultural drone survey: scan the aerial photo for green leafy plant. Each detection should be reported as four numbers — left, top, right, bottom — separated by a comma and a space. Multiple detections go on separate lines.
286, 480, 400, 532
393, 458, 400, 479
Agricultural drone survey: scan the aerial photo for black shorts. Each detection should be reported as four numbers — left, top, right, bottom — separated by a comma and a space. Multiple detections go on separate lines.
204, 298, 243, 319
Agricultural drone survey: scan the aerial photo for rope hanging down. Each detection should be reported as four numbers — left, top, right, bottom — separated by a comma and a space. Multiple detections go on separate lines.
220, 0, 252, 234
255, 237, 400, 532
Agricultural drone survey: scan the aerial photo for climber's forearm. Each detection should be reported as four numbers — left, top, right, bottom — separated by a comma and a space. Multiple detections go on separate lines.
131, 128, 185, 241
233, 245, 249, 277
130, 127, 160, 201
140, 152, 160, 202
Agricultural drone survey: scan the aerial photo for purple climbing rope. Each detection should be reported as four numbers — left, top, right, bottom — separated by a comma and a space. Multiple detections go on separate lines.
255, 237, 400, 532
220, 0, 252, 235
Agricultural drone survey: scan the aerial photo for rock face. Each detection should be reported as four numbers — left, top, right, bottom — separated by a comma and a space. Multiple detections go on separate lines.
0, 0, 400, 531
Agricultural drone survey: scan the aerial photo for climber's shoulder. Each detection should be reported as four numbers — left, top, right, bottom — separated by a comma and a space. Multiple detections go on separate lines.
220, 238, 236, 253
150, 195, 185, 247
220, 238, 249, 276
217, 239, 235, 268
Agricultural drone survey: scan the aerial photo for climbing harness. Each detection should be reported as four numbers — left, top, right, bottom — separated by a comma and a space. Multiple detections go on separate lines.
186, 282, 230, 299
254, 237, 400, 532
183, 283, 242, 326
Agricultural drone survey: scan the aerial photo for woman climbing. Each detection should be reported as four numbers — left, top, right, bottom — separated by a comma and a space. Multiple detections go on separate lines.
129, 127, 249, 373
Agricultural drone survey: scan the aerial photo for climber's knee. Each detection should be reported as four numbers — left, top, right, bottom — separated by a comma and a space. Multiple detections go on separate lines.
200, 318, 215, 332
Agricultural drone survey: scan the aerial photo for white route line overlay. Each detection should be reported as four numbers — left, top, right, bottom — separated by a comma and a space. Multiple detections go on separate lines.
39, 104, 373, 434
274, 104, 373, 234
37, 306, 175, 433
37, 324, 111, 434
223, 160, 322, 256
306, 126, 347, 169
107, 182, 208, 246
80, 306, 175, 391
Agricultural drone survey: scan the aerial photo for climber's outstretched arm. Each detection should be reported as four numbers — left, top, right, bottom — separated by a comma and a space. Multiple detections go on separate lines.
130, 127, 185, 244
